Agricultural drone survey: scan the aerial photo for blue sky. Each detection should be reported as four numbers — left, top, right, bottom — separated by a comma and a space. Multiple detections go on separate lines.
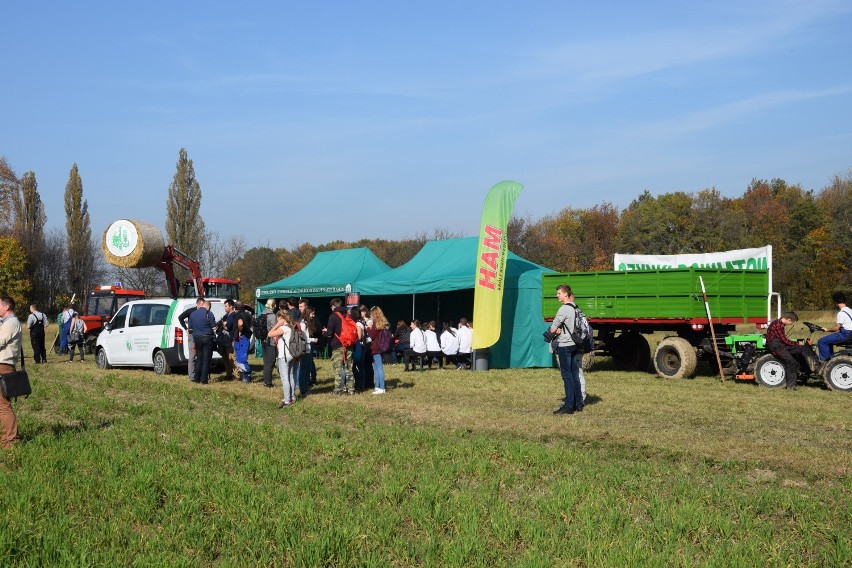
3, 0, 851, 248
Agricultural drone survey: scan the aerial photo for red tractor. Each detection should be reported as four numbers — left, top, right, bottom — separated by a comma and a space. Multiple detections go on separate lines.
80, 284, 146, 351
156, 245, 240, 300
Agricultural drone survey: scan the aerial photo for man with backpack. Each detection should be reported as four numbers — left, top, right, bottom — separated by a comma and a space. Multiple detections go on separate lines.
27, 304, 47, 364
549, 284, 585, 415
323, 298, 357, 395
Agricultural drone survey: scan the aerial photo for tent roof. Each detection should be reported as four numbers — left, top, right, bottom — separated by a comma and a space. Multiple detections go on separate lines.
256, 248, 391, 298
356, 237, 549, 295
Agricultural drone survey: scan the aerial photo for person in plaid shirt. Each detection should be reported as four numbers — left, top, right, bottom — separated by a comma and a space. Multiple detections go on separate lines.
765, 312, 806, 390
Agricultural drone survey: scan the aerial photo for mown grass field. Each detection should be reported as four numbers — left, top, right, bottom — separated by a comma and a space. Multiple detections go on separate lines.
1, 323, 850, 566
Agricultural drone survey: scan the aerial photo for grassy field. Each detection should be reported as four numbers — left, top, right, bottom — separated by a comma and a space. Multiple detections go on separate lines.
1, 326, 850, 566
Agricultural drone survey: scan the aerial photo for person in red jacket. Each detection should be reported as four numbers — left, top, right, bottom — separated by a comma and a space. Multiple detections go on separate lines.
765, 312, 807, 390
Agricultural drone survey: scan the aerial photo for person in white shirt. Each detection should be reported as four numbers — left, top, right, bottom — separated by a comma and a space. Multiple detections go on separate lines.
817, 291, 852, 362
440, 322, 460, 368
403, 320, 427, 371
455, 318, 473, 369
424, 320, 443, 369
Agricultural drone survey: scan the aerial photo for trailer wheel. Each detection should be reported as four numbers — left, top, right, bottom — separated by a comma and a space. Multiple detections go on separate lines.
654, 337, 697, 379
612, 332, 651, 371
753, 354, 786, 388
153, 350, 171, 375
822, 355, 852, 392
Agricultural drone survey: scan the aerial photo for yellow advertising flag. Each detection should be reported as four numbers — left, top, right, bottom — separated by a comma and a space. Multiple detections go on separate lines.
471, 180, 523, 350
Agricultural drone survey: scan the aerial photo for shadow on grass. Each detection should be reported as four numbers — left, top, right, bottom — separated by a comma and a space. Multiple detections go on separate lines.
21, 419, 116, 442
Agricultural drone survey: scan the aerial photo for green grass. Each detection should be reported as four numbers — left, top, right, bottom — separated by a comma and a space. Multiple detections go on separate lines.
1, 340, 850, 566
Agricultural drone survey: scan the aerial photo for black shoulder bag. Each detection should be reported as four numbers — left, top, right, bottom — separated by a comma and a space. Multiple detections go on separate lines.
0, 349, 32, 401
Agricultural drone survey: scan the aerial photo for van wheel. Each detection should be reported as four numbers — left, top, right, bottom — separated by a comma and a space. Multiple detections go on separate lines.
754, 354, 786, 388
153, 350, 171, 375
822, 355, 852, 392
96, 348, 112, 370
654, 337, 697, 379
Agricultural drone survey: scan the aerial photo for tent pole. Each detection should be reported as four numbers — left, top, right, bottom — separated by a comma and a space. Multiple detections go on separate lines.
411, 294, 415, 321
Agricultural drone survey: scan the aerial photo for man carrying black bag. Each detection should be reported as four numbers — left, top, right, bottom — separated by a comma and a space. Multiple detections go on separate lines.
0, 296, 22, 449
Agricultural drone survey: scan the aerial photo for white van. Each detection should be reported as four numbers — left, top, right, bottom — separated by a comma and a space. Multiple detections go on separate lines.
95, 298, 226, 374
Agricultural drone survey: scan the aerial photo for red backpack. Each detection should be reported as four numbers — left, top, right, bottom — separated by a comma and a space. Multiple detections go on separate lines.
335, 312, 359, 347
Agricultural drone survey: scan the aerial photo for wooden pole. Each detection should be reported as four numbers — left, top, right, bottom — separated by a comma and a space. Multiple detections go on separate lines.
699, 277, 725, 383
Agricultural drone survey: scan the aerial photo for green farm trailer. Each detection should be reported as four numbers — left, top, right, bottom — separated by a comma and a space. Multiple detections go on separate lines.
542, 268, 777, 379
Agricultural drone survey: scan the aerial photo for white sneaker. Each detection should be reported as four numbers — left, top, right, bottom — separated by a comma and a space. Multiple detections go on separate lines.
373, 388, 385, 394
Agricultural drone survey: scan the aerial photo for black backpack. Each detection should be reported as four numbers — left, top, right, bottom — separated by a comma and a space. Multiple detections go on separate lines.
567, 303, 595, 353
252, 312, 269, 341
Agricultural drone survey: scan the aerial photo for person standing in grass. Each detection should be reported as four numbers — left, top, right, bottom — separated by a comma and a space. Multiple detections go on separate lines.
366, 306, 390, 394
323, 298, 352, 394
27, 304, 47, 364
549, 284, 584, 415
67, 313, 87, 362
188, 298, 216, 384
0, 296, 22, 449
269, 311, 297, 407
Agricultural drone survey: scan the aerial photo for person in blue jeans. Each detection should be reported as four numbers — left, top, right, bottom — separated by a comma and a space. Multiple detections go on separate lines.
817, 292, 852, 362
549, 284, 584, 415
366, 306, 390, 394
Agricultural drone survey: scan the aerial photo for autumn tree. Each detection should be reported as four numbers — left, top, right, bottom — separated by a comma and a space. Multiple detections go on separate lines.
64, 163, 96, 301
0, 236, 31, 309
165, 148, 205, 262
617, 191, 694, 254
224, 247, 282, 306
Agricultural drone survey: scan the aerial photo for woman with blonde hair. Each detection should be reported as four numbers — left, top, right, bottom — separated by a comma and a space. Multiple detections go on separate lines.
268, 311, 299, 408
366, 306, 390, 394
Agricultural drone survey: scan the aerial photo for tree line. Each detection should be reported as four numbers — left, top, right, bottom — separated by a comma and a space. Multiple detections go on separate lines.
2, 148, 849, 315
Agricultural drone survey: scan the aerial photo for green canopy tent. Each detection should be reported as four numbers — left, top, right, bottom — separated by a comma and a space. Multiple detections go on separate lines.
255, 247, 391, 302
254, 248, 392, 350
356, 237, 555, 369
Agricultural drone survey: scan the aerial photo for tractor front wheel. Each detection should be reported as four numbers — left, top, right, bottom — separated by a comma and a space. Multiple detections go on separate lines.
822, 355, 852, 392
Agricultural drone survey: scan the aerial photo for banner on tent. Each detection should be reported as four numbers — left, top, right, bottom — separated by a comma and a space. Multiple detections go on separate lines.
258, 285, 346, 298
472, 180, 523, 350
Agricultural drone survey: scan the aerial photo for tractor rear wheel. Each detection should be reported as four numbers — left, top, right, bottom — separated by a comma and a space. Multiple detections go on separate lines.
822, 355, 852, 392
754, 354, 787, 388
653, 337, 697, 379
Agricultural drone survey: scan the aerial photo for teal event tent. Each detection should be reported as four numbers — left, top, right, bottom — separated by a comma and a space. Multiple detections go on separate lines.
256, 247, 391, 301
356, 237, 555, 369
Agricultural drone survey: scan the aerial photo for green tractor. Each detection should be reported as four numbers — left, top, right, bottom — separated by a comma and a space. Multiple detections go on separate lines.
706, 322, 852, 392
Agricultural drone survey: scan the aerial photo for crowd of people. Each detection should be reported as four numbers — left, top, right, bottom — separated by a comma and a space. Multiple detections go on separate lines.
254, 296, 476, 406
172, 294, 477, 409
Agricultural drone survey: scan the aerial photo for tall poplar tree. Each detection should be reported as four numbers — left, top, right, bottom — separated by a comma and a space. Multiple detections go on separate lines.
0, 156, 18, 235
165, 148, 205, 260
64, 163, 95, 302
13, 171, 47, 304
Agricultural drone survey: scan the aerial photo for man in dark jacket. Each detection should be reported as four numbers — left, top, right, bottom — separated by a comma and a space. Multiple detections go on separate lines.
323, 298, 350, 394
179, 298, 204, 382
187, 299, 216, 384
